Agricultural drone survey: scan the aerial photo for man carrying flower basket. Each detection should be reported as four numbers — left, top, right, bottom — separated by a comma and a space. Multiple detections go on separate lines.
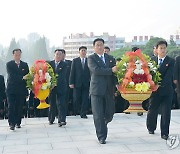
146, 40, 175, 140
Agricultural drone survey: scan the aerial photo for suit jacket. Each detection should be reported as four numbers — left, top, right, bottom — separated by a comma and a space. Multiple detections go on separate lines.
48, 60, 67, 95
64, 59, 72, 88
152, 56, 175, 96
69, 57, 90, 88
174, 55, 180, 89
0, 75, 6, 102
6, 60, 29, 95
88, 53, 116, 96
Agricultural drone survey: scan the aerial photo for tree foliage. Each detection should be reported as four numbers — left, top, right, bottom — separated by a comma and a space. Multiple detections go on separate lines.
111, 37, 180, 59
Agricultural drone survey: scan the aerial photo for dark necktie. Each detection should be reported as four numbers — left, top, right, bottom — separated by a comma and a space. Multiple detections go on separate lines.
55, 62, 59, 72
82, 58, 85, 69
159, 59, 163, 66
100, 56, 105, 64
16, 62, 20, 68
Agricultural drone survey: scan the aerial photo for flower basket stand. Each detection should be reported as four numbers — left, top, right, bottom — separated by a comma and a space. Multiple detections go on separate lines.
120, 88, 152, 113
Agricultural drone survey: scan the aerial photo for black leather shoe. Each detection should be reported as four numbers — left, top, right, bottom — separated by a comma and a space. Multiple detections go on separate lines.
148, 130, 154, 134
10, 125, 15, 130
61, 122, 66, 125
58, 123, 62, 127
81, 115, 88, 119
16, 125, 21, 128
49, 121, 53, 125
137, 112, 143, 116
99, 140, 106, 144
161, 135, 169, 140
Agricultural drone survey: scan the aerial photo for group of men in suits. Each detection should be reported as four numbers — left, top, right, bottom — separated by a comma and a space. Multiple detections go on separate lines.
0, 39, 180, 144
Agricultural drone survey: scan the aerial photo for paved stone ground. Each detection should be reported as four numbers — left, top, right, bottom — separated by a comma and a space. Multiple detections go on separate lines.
0, 110, 180, 154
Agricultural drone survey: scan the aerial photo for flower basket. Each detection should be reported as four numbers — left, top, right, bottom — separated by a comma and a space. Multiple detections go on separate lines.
25, 60, 57, 109
36, 89, 50, 109
115, 49, 161, 113
117, 87, 152, 112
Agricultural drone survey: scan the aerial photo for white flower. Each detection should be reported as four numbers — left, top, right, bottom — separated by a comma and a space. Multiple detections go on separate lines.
39, 70, 43, 76
41, 83, 47, 90
45, 72, 51, 81
134, 60, 144, 74
123, 63, 128, 67
129, 82, 135, 87
46, 82, 51, 87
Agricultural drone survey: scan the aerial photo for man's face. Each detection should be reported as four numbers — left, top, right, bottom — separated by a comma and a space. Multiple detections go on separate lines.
79, 48, 87, 58
54, 51, 63, 62
156, 44, 167, 58
153, 47, 158, 56
94, 41, 104, 55
13, 50, 21, 62
104, 48, 110, 54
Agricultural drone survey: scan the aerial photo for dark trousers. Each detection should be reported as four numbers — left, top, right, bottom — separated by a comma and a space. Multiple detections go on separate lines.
7, 94, 25, 126
73, 86, 89, 116
146, 93, 173, 136
91, 91, 115, 141
48, 89, 67, 123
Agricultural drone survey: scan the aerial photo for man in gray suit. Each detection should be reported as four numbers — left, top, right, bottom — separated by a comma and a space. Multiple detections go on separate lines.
88, 38, 117, 144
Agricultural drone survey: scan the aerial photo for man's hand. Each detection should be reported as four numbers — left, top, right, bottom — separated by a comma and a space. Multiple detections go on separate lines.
69, 84, 74, 88
112, 66, 118, 73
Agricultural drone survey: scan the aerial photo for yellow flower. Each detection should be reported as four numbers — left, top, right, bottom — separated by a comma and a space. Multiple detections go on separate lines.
141, 82, 149, 92
135, 83, 142, 92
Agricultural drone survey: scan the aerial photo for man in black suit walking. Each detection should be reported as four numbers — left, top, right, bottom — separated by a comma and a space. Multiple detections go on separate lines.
146, 40, 175, 140
88, 38, 117, 144
61, 50, 73, 115
69, 46, 90, 118
6, 49, 29, 130
48, 49, 67, 127
174, 55, 180, 107
0, 75, 6, 119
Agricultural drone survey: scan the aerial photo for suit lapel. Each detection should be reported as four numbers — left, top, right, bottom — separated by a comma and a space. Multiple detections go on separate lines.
159, 56, 169, 73
94, 53, 106, 67
77, 57, 83, 70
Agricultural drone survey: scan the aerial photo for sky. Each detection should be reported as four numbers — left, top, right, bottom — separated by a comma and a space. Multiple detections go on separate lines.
0, 0, 180, 47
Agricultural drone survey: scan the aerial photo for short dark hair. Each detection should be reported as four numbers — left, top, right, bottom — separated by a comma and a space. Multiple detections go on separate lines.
132, 47, 139, 52
104, 46, 110, 51
79, 46, 87, 51
54, 49, 65, 53
155, 40, 167, 49
12, 48, 22, 54
93, 38, 104, 46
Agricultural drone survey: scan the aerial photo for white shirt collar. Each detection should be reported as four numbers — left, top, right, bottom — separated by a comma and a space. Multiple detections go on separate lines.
97, 53, 105, 58
158, 56, 166, 61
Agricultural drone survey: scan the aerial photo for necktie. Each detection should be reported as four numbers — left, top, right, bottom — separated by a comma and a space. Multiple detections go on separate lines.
16, 62, 20, 68
100, 56, 105, 64
55, 62, 59, 71
159, 59, 163, 66
82, 58, 85, 69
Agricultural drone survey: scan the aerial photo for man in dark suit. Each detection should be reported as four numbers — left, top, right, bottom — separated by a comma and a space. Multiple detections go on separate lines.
146, 40, 175, 140
61, 50, 73, 115
69, 46, 90, 118
6, 49, 29, 130
88, 38, 117, 144
174, 55, 180, 107
0, 75, 6, 119
48, 49, 67, 127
